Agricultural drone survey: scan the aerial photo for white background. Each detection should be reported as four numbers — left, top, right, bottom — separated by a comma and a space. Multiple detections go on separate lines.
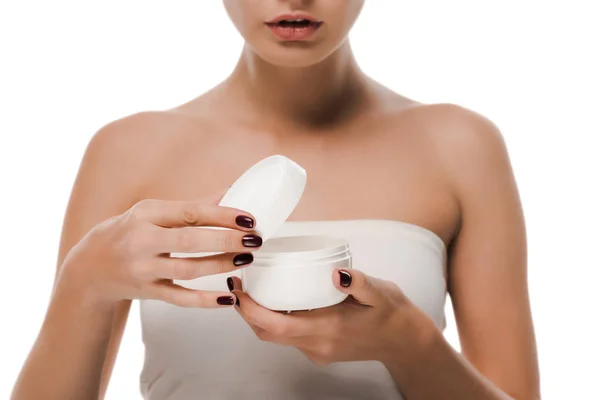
1, 1, 599, 399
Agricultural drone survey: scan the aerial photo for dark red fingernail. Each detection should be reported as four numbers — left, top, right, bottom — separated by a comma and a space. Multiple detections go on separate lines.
235, 297, 240, 307
217, 296, 235, 306
226, 277, 234, 292
233, 253, 254, 266
339, 271, 352, 287
236, 215, 254, 229
242, 235, 263, 248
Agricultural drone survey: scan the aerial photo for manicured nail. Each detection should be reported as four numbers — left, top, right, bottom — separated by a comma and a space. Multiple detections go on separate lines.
339, 271, 352, 287
233, 253, 254, 266
242, 235, 263, 248
226, 277, 234, 292
236, 215, 254, 229
217, 296, 235, 306
235, 297, 240, 307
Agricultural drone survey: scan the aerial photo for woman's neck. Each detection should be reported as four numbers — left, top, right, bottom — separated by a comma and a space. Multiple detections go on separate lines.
224, 40, 372, 129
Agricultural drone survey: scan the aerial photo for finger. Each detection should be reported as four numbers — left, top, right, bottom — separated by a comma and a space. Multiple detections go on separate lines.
154, 226, 262, 254
249, 323, 299, 347
149, 280, 237, 308
232, 290, 299, 333
230, 276, 292, 311
232, 292, 295, 345
155, 252, 254, 280
230, 276, 243, 292
231, 276, 332, 332
332, 269, 383, 306
129, 198, 256, 230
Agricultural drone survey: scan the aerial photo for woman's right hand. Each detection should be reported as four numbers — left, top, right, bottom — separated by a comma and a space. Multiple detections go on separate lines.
56, 190, 261, 308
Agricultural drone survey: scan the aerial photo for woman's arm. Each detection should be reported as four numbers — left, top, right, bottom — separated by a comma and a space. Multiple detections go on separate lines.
228, 105, 540, 399
11, 117, 148, 399
383, 311, 521, 399
385, 106, 540, 399
12, 113, 257, 399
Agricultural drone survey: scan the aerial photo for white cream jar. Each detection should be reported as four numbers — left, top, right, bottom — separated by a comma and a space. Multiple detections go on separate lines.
219, 155, 352, 311
244, 235, 351, 311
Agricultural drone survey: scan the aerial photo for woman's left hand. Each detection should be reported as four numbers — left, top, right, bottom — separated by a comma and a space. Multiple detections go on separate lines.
230, 269, 421, 365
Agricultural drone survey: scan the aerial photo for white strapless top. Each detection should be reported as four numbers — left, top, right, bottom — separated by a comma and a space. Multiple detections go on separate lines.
139, 220, 447, 399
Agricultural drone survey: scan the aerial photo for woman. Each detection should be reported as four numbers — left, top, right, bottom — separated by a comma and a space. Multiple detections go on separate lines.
11, 1, 540, 399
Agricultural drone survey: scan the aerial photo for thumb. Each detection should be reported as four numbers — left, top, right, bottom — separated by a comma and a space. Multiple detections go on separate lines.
333, 269, 382, 306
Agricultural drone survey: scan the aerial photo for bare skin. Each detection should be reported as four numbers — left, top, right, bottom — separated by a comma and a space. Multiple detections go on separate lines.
11, 1, 539, 399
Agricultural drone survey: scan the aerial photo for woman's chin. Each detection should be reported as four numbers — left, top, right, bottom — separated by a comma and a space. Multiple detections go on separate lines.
251, 45, 334, 68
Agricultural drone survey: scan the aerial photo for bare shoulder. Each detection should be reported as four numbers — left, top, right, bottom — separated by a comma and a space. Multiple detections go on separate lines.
375, 100, 512, 183
400, 103, 512, 187
372, 85, 507, 158
82, 110, 210, 201
375, 100, 516, 234
413, 103, 508, 161
395, 102, 505, 152
89, 110, 204, 157
86, 112, 165, 184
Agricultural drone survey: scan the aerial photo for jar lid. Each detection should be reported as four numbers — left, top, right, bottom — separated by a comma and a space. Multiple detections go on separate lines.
218, 155, 307, 241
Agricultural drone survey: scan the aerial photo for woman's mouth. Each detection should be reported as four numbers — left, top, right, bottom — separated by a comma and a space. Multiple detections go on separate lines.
265, 15, 324, 41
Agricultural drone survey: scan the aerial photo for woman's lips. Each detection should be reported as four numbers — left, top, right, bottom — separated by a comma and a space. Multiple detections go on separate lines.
265, 14, 323, 41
